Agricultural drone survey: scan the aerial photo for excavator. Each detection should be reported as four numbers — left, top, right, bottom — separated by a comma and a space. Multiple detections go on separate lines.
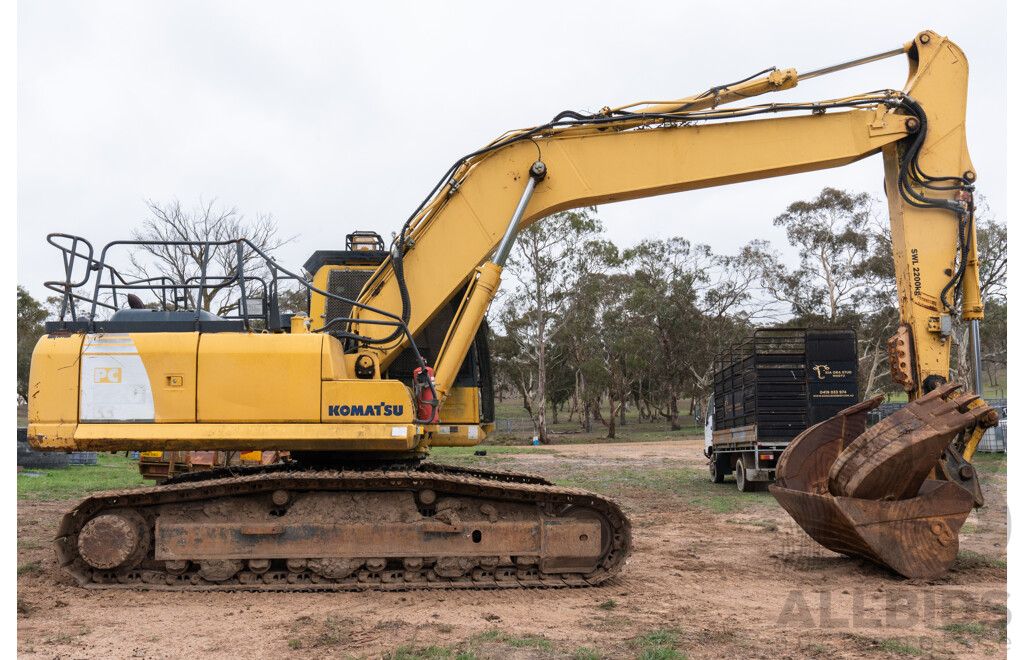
27, 30, 997, 589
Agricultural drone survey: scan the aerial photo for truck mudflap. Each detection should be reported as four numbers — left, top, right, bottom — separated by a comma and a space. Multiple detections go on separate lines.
769, 384, 997, 579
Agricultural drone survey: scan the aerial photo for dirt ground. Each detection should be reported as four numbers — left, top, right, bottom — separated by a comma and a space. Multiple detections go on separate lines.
16, 438, 1008, 659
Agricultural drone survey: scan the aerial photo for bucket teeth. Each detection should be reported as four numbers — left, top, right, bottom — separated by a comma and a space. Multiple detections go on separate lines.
828, 386, 993, 502
953, 393, 981, 410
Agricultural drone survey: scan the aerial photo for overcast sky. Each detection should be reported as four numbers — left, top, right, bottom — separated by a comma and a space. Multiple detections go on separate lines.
16, 2, 1008, 306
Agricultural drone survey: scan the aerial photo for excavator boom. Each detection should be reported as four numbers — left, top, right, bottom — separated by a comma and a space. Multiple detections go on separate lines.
350, 32, 978, 412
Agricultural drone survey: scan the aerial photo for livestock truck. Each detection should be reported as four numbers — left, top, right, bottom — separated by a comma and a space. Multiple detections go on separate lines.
702, 327, 858, 491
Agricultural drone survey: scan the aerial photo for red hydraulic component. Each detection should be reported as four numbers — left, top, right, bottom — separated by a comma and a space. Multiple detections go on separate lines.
413, 365, 439, 423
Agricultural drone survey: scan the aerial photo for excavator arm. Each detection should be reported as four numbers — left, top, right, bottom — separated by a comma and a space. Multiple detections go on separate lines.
342, 31, 997, 580
347, 31, 981, 418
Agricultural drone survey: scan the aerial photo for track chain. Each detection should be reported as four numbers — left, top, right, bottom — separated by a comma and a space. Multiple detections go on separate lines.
55, 464, 630, 591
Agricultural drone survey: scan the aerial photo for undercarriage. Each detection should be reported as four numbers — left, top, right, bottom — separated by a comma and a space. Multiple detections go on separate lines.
55, 462, 632, 591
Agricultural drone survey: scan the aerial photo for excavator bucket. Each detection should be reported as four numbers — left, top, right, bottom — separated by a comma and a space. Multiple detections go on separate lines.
770, 384, 995, 579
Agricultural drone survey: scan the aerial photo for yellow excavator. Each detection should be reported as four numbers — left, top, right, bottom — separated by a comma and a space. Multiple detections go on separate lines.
28, 30, 995, 589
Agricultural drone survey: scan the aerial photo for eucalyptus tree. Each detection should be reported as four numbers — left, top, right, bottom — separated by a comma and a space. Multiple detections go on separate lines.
497, 207, 614, 443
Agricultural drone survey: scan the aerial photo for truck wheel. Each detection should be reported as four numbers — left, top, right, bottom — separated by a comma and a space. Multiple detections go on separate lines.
735, 458, 756, 493
708, 454, 725, 484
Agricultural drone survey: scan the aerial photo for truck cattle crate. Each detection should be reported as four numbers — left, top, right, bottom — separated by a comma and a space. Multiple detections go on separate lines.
703, 327, 858, 491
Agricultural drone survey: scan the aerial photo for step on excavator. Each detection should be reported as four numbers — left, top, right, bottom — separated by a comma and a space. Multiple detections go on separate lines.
27, 30, 995, 589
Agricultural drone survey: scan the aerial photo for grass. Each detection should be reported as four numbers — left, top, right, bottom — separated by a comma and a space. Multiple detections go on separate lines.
506, 635, 551, 649
940, 622, 986, 636
688, 494, 761, 515
726, 518, 779, 529
387, 645, 459, 659
845, 633, 927, 656
314, 617, 346, 647
554, 466, 771, 514
572, 647, 602, 660
17, 562, 41, 575
315, 631, 341, 647
871, 638, 923, 656
638, 649, 686, 660
971, 451, 1007, 475
397, 629, 554, 659
631, 629, 681, 647
956, 550, 1006, 569
470, 629, 551, 649
626, 628, 689, 660
599, 599, 617, 609
428, 445, 556, 466
18, 452, 147, 501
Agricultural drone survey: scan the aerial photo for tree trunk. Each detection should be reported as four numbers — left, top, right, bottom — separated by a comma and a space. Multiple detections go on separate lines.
518, 376, 539, 440
987, 362, 998, 388
669, 395, 681, 431
607, 390, 616, 440
862, 335, 885, 397
537, 339, 549, 443
953, 323, 973, 390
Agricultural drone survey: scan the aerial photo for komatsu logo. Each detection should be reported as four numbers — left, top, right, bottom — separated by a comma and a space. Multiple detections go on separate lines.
328, 402, 404, 417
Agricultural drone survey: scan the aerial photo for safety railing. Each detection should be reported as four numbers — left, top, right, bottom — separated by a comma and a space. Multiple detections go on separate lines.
42, 233, 440, 423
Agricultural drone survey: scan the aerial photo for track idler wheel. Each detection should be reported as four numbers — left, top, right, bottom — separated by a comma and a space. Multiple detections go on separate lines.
77, 510, 149, 572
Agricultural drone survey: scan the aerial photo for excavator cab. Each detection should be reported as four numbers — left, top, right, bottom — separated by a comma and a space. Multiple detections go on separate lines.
305, 231, 495, 439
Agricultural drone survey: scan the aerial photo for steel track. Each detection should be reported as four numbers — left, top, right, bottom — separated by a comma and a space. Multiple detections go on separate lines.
55, 463, 632, 591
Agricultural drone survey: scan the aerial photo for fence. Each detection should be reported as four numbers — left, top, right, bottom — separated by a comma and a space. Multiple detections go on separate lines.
494, 418, 537, 435
978, 420, 1008, 453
